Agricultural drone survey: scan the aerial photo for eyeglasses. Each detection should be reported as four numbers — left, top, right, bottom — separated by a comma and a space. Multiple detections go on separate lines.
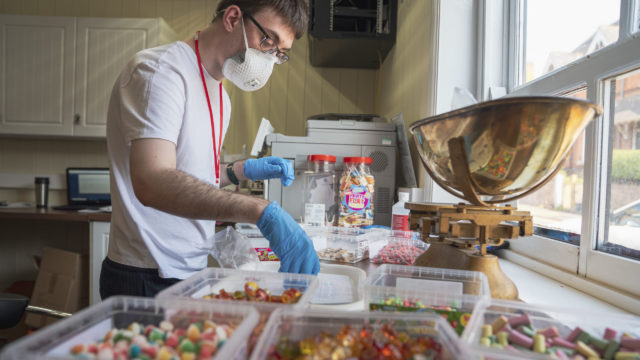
244, 13, 289, 64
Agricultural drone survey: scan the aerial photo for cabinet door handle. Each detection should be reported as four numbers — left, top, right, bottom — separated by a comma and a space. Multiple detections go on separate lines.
74, 114, 81, 125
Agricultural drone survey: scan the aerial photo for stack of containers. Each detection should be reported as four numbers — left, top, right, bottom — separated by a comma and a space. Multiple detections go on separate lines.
0, 296, 259, 360
250, 308, 471, 359
463, 299, 640, 359
364, 264, 491, 336
156, 268, 318, 358
368, 230, 429, 265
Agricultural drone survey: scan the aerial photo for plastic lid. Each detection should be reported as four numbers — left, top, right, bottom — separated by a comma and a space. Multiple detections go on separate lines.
307, 154, 337, 163
398, 192, 410, 202
343, 156, 373, 164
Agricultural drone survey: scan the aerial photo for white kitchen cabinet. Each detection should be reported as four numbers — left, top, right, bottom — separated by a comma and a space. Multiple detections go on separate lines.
74, 17, 176, 137
0, 15, 176, 137
0, 15, 76, 136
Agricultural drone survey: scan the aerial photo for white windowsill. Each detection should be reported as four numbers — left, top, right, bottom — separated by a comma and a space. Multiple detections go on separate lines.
497, 255, 631, 315
499, 250, 640, 315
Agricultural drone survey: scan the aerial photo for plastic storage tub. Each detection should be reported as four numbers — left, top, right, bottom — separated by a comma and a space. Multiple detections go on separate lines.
364, 264, 491, 335
463, 299, 640, 359
0, 296, 259, 360
311, 226, 382, 263
368, 230, 429, 265
250, 308, 470, 360
239, 261, 367, 311
156, 268, 319, 357
156, 267, 318, 312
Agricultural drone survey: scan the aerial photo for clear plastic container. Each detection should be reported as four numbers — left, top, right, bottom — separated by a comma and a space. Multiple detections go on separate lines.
302, 154, 338, 226
338, 156, 375, 227
250, 308, 470, 360
312, 226, 380, 263
364, 264, 491, 335
238, 261, 367, 311
0, 296, 259, 360
156, 268, 319, 357
463, 299, 640, 359
369, 230, 429, 265
156, 268, 318, 313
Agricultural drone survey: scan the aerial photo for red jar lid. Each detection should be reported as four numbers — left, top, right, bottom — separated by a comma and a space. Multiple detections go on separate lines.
343, 156, 373, 164
307, 154, 337, 162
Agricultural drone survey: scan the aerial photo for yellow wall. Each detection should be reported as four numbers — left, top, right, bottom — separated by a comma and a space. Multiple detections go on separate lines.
379, 0, 434, 187
0, 0, 378, 203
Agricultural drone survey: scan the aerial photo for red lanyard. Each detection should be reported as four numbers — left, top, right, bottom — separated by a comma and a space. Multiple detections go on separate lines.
195, 31, 223, 185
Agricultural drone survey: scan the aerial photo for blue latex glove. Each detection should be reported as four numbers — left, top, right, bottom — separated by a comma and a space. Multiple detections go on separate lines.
244, 157, 294, 186
257, 202, 320, 275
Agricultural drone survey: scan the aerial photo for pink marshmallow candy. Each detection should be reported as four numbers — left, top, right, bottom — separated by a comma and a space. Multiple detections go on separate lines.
508, 314, 531, 328
552, 337, 577, 350
620, 338, 640, 351
508, 329, 534, 348
603, 327, 618, 340
538, 326, 560, 338
555, 349, 570, 360
566, 327, 583, 342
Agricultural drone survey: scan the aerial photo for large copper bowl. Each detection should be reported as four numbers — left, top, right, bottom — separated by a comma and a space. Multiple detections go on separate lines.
409, 96, 602, 205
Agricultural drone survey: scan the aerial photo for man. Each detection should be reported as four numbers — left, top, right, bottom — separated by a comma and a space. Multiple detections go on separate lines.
101, 0, 319, 299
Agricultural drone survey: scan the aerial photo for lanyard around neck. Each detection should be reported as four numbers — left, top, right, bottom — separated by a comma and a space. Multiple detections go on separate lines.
195, 31, 223, 185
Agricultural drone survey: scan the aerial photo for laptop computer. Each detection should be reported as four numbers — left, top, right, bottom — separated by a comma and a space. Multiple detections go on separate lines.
52, 168, 111, 211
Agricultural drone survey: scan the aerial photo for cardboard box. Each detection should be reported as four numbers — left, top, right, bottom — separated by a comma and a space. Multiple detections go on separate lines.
25, 247, 86, 328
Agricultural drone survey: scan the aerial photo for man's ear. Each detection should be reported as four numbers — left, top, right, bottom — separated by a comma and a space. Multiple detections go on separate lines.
222, 5, 242, 32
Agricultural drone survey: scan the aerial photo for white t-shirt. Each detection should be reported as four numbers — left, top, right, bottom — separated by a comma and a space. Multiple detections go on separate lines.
106, 41, 231, 279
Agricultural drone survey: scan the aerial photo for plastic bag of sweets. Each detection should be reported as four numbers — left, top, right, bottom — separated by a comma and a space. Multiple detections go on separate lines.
338, 157, 375, 227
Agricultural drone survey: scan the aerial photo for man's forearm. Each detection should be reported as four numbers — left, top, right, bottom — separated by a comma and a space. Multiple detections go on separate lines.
141, 168, 268, 223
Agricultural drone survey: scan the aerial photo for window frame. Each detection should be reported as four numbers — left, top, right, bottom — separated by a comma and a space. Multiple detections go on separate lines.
478, 0, 640, 301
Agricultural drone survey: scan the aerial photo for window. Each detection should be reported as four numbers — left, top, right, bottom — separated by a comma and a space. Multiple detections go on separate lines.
494, 0, 640, 298
524, 0, 620, 84
604, 69, 640, 261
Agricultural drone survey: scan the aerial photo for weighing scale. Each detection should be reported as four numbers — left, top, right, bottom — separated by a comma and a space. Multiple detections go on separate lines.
407, 96, 602, 299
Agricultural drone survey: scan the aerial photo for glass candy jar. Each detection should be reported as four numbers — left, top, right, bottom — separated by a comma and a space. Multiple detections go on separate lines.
338, 157, 375, 227
302, 154, 338, 226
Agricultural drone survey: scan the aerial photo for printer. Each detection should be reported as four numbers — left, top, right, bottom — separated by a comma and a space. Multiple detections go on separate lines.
265, 115, 397, 226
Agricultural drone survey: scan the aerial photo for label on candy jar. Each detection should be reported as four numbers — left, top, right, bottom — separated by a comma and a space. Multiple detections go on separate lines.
344, 185, 371, 212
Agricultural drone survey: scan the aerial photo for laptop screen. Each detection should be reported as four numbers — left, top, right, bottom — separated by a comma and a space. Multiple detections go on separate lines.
67, 168, 111, 205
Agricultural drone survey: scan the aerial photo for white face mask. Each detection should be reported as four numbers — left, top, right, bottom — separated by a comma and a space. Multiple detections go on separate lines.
222, 18, 277, 91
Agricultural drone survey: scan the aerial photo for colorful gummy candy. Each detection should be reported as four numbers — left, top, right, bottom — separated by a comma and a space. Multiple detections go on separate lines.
370, 241, 426, 265
267, 323, 444, 360
70, 318, 235, 360
369, 297, 471, 335
479, 313, 640, 359
202, 281, 303, 304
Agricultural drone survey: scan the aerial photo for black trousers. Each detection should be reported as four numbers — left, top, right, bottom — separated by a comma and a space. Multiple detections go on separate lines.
99, 257, 180, 300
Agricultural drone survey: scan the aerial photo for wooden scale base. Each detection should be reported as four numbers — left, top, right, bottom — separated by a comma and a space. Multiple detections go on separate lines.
407, 202, 533, 300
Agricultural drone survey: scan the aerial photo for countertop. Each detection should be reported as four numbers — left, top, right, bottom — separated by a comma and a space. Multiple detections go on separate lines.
0, 207, 111, 222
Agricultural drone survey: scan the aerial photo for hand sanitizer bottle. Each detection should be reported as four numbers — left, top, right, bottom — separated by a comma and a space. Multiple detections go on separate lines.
391, 192, 410, 231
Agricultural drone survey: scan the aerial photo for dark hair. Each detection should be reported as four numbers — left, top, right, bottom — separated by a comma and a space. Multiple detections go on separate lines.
214, 0, 308, 39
